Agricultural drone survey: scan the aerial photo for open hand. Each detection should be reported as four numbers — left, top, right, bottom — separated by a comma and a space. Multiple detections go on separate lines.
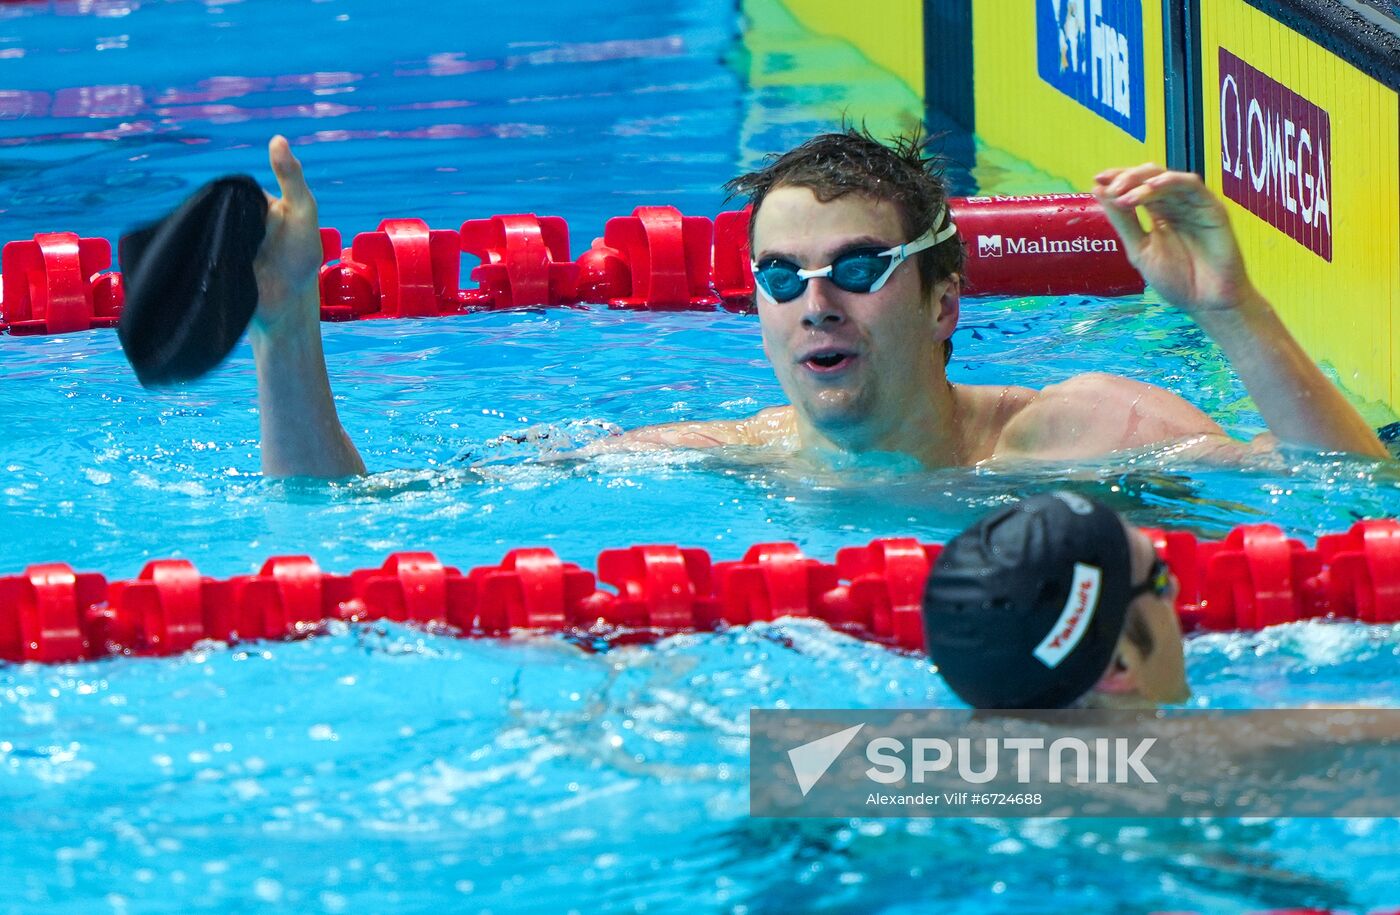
1093, 164, 1260, 317
251, 135, 324, 336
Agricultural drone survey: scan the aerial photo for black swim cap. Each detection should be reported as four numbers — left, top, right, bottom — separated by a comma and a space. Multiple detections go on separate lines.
117, 175, 267, 387
923, 492, 1133, 709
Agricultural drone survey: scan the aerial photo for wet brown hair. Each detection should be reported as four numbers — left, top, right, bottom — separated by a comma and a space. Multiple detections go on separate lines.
724, 127, 964, 364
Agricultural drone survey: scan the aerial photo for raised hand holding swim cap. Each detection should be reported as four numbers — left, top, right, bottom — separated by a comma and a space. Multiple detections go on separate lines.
117, 175, 267, 386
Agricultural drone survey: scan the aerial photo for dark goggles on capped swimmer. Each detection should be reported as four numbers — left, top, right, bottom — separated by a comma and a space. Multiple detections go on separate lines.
1127, 555, 1172, 602
749, 210, 959, 304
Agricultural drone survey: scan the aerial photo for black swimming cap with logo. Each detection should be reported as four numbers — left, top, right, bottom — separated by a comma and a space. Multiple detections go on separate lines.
922, 492, 1133, 709
117, 175, 268, 387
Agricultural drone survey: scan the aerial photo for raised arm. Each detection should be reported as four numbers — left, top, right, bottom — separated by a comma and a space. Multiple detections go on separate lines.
249, 136, 366, 479
1093, 164, 1387, 459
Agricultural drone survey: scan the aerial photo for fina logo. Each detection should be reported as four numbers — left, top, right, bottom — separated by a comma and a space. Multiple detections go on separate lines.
1053, 0, 1087, 75
1036, 0, 1146, 141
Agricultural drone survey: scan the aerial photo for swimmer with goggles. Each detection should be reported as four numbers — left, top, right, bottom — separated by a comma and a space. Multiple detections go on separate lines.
750, 211, 959, 304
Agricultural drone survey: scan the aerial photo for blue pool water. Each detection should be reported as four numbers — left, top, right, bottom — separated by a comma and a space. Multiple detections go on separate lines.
2, 1, 1399, 912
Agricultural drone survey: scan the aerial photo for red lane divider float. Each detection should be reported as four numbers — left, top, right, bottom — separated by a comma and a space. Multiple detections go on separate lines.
0, 232, 124, 335
0, 193, 1142, 336
954, 193, 1143, 297
3, 520, 1399, 665
460, 214, 578, 310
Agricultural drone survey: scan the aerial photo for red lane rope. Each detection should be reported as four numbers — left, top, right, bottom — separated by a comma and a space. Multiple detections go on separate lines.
0, 194, 1142, 336
3, 520, 1397, 664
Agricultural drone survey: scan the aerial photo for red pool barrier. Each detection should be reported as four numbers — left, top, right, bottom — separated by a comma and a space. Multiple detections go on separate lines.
600, 205, 719, 310
952, 193, 1144, 297
712, 542, 837, 624
1316, 519, 1400, 623
0, 193, 1149, 337
2, 521, 1397, 665
0, 563, 106, 662
834, 537, 938, 649
103, 559, 212, 654
224, 555, 351, 640
1, 232, 124, 335
596, 544, 720, 629
467, 548, 597, 633
346, 218, 464, 318
459, 214, 578, 309
711, 208, 755, 310
317, 226, 381, 321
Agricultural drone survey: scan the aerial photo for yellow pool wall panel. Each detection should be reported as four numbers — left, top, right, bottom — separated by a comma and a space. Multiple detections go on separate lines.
770, 0, 925, 100
1199, 0, 1400, 411
971, 0, 1169, 190
738, 0, 927, 155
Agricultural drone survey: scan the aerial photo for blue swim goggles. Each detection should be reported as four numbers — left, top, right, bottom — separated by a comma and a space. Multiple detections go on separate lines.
750, 210, 959, 304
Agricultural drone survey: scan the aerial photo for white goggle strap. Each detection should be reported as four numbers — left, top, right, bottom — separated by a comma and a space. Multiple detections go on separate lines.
867, 206, 959, 293
896, 205, 960, 259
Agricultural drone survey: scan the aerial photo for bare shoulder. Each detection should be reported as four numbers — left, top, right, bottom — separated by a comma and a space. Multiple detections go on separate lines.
994, 372, 1230, 460
584, 405, 797, 454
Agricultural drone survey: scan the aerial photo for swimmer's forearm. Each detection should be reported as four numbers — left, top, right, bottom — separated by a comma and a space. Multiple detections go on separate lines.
1194, 291, 1388, 458
250, 290, 367, 479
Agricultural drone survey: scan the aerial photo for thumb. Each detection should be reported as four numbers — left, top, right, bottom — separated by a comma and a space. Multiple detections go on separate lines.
267, 135, 313, 208
1093, 187, 1147, 263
